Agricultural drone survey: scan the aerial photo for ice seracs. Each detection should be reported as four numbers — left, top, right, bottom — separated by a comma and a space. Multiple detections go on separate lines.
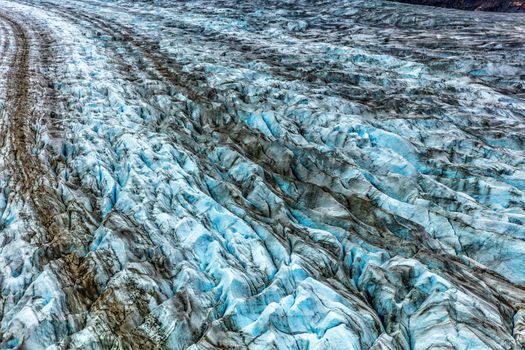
0, 0, 524, 349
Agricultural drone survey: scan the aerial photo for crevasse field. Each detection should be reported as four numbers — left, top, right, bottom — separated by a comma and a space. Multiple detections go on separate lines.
0, 0, 524, 349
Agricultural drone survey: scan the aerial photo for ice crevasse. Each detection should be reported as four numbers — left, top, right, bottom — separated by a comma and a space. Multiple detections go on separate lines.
0, 0, 524, 349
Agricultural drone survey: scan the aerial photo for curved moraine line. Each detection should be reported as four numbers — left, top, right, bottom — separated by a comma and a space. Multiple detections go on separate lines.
0, 7, 100, 348
0, 1, 524, 349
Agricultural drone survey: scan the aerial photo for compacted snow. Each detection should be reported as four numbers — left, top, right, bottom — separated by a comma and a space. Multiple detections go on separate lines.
0, 0, 524, 349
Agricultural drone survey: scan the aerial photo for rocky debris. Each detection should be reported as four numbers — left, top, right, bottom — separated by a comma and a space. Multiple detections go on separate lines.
0, 0, 524, 349
389, 0, 525, 12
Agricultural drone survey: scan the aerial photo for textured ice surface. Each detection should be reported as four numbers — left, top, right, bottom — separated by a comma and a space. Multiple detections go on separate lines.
0, 0, 524, 349
388, 0, 525, 12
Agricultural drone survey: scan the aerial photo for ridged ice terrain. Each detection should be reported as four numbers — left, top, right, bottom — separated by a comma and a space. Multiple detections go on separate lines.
390, 0, 525, 11
0, 0, 524, 349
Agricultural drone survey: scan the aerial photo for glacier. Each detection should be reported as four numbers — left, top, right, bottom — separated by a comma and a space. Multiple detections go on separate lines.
0, 0, 524, 349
